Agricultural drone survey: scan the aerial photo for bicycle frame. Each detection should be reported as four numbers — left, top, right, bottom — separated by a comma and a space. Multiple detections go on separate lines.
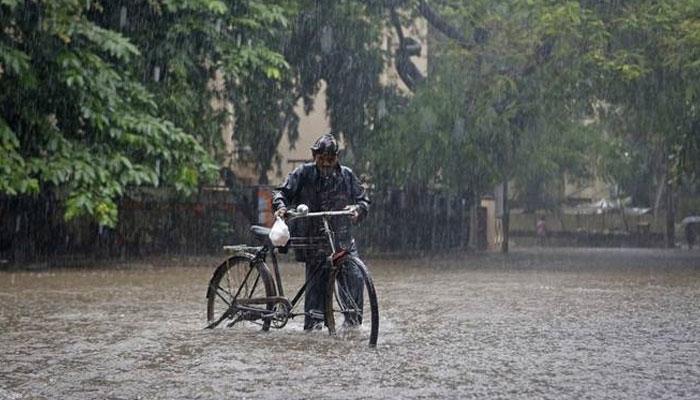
279, 208, 355, 303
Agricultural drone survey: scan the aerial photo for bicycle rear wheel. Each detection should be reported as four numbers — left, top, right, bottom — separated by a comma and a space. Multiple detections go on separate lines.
325, 255, 379, 347
206, 254, 276, 331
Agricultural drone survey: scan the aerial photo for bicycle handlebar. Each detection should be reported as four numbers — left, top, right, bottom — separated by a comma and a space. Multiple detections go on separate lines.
285, 205, 357, 220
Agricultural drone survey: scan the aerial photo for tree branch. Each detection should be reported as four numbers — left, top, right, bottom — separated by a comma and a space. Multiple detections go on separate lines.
417, 0, 473, 51
390, 6, 425, 91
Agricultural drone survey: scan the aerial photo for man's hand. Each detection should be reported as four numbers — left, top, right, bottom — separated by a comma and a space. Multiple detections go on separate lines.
274, 207, 287, 219
346, 205, 360, 223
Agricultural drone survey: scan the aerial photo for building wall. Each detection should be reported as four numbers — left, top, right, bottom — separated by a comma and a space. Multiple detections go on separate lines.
563, 172, 610, 204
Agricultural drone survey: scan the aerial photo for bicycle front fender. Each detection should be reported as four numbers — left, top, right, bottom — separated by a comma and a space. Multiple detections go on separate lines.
331, 249, 350, 266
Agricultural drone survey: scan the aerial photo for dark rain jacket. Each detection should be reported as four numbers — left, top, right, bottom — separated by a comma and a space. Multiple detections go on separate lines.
272, 163, 370, 261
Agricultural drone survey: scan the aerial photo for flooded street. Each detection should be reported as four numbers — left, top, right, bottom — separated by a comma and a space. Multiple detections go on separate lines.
1, 247, 699, 399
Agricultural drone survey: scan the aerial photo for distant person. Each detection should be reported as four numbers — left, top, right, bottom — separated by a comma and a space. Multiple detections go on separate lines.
536, 215, 547, 245
272, 133, 370, 330
686, 223, 696, 249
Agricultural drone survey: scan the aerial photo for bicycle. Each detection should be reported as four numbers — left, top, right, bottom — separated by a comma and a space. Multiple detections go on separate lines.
205, 205, 379, 347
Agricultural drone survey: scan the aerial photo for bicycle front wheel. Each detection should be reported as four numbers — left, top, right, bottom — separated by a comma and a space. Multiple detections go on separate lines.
206, 254, 276, 331
325, 255, 379, 347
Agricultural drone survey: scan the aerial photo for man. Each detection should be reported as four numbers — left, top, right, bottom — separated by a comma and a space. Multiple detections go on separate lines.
536, 215, 547, 246
272, 133, 370, 330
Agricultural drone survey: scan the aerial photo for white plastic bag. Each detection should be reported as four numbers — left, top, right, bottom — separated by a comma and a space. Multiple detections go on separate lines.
268, 217, 290, 247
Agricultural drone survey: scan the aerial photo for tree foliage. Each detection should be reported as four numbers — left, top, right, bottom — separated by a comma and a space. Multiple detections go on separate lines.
2, 0, 698, 229
283, 1, 385, 162
585, 0, 700, 204
365, 0, 601, 209
366, 0, 699, 211
210, 0, 386, 183
0, 0, 291, 226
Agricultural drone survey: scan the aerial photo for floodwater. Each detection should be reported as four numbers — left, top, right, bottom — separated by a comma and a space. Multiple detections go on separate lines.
1, 247, 699, 399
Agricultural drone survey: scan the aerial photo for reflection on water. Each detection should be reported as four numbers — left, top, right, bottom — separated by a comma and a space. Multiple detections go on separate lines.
1, 248, 699, 399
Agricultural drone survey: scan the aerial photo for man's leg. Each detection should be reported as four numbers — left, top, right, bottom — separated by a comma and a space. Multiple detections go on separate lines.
304, 257, 329, 330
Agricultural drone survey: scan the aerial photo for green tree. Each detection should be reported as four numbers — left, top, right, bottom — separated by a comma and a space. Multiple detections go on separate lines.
367, 1, 601, 202
592, 0, 699, 186
0, 0, 292, 226
582, 0, 700, 244
216, 0, 386, 183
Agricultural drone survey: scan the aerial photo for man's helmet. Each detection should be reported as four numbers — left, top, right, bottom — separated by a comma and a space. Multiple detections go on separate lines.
310, 133, 339, 156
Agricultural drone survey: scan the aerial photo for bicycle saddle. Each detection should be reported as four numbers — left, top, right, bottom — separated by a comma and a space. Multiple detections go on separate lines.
250, 225, 271, 242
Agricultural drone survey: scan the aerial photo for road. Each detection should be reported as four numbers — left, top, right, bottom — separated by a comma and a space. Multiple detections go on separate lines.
1, 247, 699, 399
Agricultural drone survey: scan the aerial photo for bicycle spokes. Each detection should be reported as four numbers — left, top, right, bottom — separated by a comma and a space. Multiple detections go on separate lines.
334, 278, 363, 325
207, 256, 276, 331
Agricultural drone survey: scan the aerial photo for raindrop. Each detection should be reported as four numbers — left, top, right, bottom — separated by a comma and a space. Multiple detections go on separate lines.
119, 6, 127, 30
377, 98, 387, 120
419, 107, 437, 133
452, 117, 465, 139
320, 26, 333, 54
